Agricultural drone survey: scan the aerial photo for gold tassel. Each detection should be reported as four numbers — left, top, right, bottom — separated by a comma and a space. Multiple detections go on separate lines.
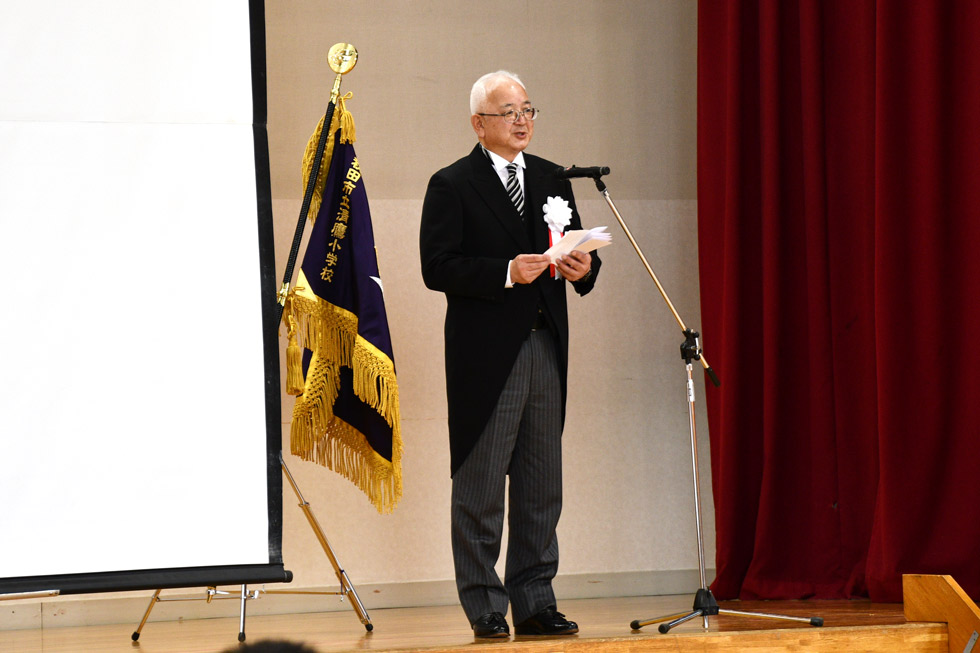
336, 92, 357, 144
285, 315, 305, 396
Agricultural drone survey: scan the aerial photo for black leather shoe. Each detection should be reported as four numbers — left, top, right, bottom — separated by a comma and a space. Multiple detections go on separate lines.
515, 607, 578, 635
472, 612, 509, 638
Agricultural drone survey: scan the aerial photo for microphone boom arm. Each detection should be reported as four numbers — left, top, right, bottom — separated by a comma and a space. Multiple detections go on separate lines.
589, 177, 720, 387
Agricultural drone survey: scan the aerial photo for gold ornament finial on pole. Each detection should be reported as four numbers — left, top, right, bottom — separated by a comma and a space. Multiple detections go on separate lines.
328, 43, 358, 102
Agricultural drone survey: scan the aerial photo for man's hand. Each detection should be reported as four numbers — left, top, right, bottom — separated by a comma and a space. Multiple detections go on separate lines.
510, 254, 551, 284
556, 250, 592, 281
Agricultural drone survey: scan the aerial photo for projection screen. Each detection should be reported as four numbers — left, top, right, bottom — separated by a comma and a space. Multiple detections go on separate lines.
0, 0, 290, 594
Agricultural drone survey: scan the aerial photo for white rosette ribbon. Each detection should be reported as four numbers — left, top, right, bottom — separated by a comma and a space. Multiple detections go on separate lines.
543, 196, 573, 278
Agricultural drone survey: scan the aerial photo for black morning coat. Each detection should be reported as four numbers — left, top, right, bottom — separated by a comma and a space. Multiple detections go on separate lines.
420, 144, 601, 475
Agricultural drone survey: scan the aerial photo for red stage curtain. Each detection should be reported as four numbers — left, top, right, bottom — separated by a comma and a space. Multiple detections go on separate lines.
697, 0, 980, 602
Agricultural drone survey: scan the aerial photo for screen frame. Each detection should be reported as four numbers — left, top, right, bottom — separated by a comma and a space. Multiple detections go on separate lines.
0, 0, 290, 596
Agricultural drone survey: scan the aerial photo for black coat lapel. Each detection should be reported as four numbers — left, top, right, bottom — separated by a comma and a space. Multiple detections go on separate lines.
524, 161, 547, 252
465, 146, 531, 251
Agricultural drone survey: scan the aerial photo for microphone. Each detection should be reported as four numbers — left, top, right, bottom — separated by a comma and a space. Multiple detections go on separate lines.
555, 165, 611, 179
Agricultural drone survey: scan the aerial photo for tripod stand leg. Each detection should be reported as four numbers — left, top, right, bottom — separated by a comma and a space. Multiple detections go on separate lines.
630, 610, 693, 631
281, 456, 373, 631
719, 608, 823, 626
131, 589, 162, 641
238, 584, 248, 642
294, 499, 374, 630
658, 610, 705, 634
338, 569, 373, 631
632, 586, 719, 632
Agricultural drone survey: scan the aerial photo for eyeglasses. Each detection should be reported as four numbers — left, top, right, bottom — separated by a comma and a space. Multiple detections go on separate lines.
477, 107, 539, 123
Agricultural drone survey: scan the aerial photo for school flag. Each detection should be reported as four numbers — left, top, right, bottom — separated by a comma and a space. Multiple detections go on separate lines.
284, 97, 402, 513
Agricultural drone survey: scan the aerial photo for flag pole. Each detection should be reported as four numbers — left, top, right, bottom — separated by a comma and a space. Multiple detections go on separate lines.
276, 42, 359, 322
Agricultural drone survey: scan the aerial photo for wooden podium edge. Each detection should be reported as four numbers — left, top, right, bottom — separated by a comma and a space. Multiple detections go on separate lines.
904, 574, 980, 653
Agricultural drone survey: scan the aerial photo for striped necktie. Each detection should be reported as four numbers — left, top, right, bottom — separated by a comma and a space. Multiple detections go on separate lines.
505, 163, 525, 217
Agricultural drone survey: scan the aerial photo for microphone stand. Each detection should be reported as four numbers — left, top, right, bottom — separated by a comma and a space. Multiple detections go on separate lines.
577, 173, 823, 634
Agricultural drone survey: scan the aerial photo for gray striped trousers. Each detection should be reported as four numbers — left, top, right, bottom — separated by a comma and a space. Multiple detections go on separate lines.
451, 328, 564, 625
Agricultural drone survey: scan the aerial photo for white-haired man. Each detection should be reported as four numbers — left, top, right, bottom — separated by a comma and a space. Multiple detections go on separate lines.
420, 71, 601, 638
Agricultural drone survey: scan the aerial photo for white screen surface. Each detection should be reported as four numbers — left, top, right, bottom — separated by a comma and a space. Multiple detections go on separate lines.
0, 2, 275, 580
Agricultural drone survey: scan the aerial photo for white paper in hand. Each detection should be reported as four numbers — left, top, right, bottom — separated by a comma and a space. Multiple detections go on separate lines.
543, 226, 612, 263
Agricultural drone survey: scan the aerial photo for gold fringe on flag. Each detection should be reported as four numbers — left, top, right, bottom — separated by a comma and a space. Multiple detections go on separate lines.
286, 279, 402, 514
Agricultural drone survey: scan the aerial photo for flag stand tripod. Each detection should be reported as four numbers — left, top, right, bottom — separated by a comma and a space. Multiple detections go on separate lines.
130, 455, 373, 643
268, 453, 373, 632
575, 172, 823, 633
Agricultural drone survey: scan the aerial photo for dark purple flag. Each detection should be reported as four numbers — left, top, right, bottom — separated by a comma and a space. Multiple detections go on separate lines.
289, 125, 401, 513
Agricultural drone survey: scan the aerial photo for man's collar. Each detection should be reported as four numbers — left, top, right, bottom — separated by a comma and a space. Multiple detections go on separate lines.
481, 145, 526, 171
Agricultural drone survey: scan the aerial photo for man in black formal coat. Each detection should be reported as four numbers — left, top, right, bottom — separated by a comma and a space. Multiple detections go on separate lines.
420, 71, 601, 638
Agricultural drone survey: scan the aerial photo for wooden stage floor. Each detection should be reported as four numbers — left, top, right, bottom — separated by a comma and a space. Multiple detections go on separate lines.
0, 594, 947, 653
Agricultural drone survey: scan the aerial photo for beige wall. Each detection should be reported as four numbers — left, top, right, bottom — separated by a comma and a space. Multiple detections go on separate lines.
268, 0, 714, 606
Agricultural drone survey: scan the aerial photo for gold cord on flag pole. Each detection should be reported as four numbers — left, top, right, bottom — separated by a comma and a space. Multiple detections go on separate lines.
328, 44, 358, 144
